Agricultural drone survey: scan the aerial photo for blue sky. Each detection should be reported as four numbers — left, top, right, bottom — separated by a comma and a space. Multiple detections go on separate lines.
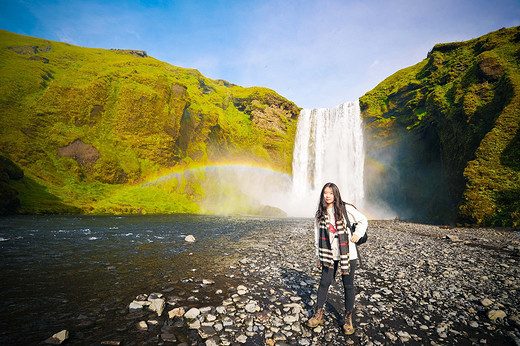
2, 0, 519, 108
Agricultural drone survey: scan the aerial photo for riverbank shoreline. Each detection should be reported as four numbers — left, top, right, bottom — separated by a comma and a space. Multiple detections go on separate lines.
75, 219, 520, 346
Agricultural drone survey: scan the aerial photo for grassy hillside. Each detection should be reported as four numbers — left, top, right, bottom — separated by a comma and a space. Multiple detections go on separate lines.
0, 30, 300, 215
360, 26, 520, 226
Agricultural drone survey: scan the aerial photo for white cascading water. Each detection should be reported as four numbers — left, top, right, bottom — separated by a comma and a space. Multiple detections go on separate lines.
291, 101, 365, 215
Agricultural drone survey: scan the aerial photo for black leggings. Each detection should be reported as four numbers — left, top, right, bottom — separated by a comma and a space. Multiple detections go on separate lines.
316, 260, 357, 313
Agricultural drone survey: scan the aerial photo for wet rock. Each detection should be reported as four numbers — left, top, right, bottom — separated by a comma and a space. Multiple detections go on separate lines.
136, 321, 148, 331
185, 235, 196, 242
161, 331, 176, 342
43, 330, 69, 345
199, 326, 217, 338
149, 298, 165, 316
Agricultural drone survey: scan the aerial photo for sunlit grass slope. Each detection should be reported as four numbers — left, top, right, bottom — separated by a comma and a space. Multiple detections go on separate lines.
0, 30, 300, 215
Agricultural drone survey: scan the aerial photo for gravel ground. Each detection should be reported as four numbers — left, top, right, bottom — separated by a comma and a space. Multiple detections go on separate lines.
102, 219, 520, 346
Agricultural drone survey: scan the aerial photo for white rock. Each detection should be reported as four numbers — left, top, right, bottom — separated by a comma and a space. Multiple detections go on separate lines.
185, 235, 196, 242
44, 330, 69, 345
284, 315, 299, 324
398, 330, 411, 342
136, 321, 148, 330
129, 301, 145, 311
168, 307, 185, 318
245, 302, 257, 313
185, 307, 201, 319
149, 298, 165, 316
214, 322, 223, 332
385, 332, 397, 342
206, 338, 219, 346
199, 306, 212, 314
237, 285, 248, 295
188, 319, 201, 329
236, 334, 248, 343
222, 317, 233, 327
203, 279, 215, 285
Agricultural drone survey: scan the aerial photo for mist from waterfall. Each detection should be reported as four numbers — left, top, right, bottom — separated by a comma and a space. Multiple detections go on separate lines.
291, 101, 365, 216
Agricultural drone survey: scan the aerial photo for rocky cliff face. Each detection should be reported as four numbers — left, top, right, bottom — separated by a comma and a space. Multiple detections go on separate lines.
360, 26, 520, 226
0, 30, 300, 215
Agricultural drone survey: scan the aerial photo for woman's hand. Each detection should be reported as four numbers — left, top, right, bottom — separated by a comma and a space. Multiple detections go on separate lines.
318, 259, 322, 270
350, 234, 360, 243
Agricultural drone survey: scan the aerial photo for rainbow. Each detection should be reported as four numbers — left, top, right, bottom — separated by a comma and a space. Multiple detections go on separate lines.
364, 156, 391, 174
141, 161, 292, 187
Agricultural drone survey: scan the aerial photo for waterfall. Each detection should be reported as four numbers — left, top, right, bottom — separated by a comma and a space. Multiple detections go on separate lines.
291, 101, 365, 214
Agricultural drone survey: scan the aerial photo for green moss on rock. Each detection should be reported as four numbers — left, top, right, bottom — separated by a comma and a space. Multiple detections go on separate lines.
360, 26, 520, 226
0, 29, 300, 215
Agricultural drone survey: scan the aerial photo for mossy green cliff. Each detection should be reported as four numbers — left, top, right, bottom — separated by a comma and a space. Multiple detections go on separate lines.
360, 26, 520, 226
0, 30, 300, 215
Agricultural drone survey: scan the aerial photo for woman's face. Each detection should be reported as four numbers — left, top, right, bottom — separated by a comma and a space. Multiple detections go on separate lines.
323, 187, 335, 206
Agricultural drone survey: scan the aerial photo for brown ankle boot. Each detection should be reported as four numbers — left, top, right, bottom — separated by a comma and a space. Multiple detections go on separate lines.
343, 311, 354, 335
307, 307, 324, 328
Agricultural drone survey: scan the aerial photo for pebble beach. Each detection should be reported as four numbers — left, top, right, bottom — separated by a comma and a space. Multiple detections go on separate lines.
51, 220, 520, 345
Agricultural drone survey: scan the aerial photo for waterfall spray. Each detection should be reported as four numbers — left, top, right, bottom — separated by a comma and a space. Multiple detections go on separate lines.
291, 101, 365, 214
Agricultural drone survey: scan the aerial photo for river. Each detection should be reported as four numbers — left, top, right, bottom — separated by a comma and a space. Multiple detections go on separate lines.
0, 214, 309, 345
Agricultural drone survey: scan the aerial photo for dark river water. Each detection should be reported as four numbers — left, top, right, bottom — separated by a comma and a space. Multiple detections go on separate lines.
0, 214, 308, 345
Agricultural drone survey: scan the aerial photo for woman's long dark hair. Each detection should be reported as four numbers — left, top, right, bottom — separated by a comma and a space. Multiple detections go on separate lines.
316, 182, 344, 222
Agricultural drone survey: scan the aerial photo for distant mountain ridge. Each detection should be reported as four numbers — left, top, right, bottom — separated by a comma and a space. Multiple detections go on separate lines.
360, 26, 520, 226
0, 29, 300, 215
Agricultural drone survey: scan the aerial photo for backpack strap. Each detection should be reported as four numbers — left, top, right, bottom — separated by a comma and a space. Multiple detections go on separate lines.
341, 202, 362, 267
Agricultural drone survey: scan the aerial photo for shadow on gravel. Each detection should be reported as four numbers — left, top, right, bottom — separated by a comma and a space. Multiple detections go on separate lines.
279, 267, 346, 327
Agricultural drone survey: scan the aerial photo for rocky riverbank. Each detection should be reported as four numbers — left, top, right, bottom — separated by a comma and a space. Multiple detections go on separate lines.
57, 220, 520, 345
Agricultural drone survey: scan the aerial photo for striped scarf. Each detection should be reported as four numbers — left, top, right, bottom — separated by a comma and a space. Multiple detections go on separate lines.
317, 211, 351, 275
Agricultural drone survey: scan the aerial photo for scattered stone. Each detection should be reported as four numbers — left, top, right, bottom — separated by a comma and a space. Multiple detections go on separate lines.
237, 285, 248, 295
488, 310, 507, 320
161, 332, 176, 342
185, 235, 196, 242
236, 334, 248, 343
398, 330, 411, 342
136, 321, 148, 331
199, 326, 217, 338
169, 307, 185, 318
117, 220, 520, 346
245, 302, 257, 313
149, 298, 165, 316
481, 298, 493, 307
43, 330, 69, 345
184, 307, 201, 320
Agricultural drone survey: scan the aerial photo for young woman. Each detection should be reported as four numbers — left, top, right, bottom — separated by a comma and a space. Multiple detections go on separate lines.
307, 182, 368, 335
